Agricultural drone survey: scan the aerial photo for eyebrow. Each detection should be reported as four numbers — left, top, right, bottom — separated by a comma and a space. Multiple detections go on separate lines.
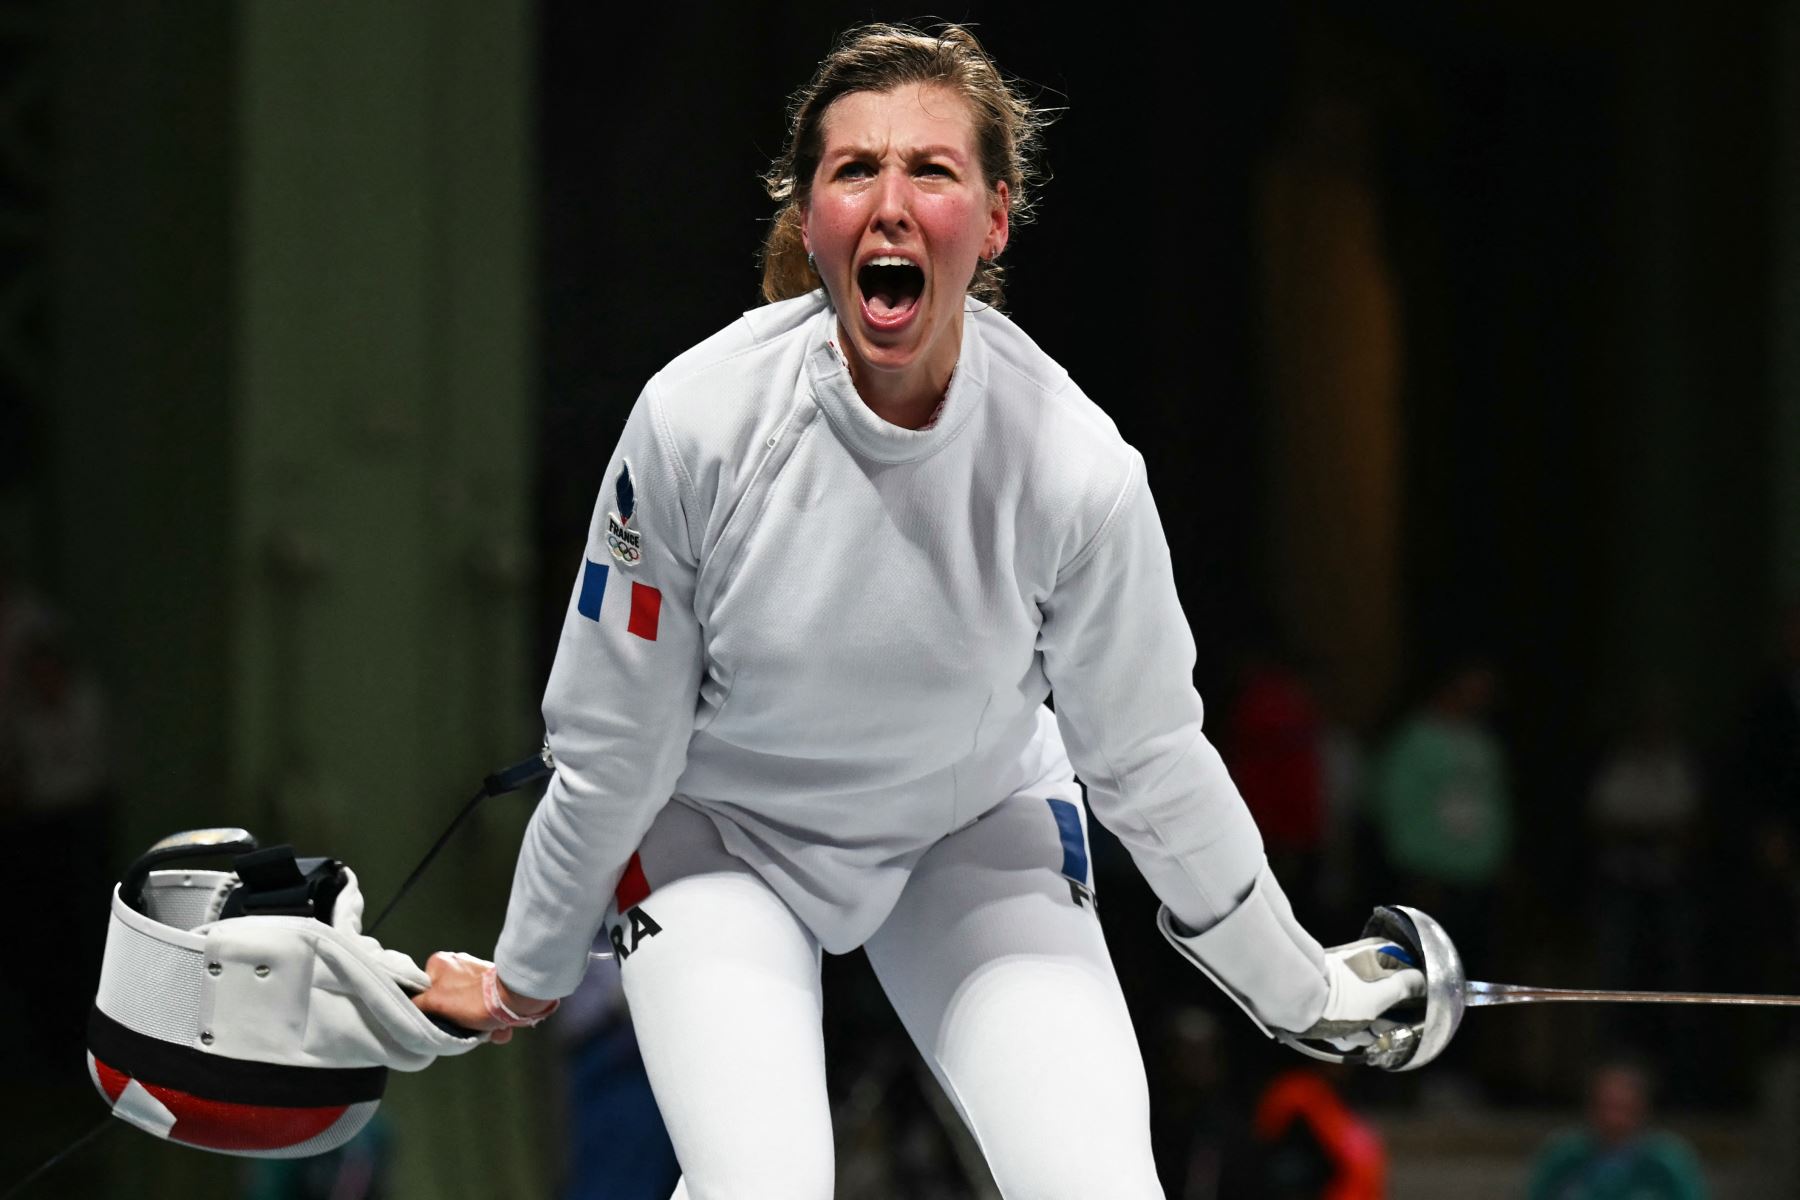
823, 142, 970, 164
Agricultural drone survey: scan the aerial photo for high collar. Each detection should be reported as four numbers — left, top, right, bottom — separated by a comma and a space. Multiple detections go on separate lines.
805, 294, 986, 465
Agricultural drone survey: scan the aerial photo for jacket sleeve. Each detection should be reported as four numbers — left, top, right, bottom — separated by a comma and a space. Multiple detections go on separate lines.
1038, 451, 1329, 1033
493, 380, 705, 999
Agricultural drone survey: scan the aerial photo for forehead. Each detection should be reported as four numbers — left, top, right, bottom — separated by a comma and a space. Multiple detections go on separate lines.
818, 81, 978, 155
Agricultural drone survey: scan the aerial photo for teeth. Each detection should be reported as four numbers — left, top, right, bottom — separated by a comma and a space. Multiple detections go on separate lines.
867, 255, 916, 268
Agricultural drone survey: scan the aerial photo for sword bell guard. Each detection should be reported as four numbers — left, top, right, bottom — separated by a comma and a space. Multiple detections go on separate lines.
1274, 904, 1467, 1072
1360, 904, 1467, 1072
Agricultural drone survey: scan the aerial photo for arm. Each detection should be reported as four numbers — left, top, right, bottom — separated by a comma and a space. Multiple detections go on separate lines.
494, 380, 707, 1001
1038, 452, 1328, 1033
415, 381, 705, 1033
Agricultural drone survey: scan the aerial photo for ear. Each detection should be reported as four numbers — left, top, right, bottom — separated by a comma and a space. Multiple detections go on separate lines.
988, 180, 1010, 258
799, 201, 812, 256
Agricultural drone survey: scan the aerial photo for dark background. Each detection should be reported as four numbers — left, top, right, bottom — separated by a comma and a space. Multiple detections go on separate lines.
1, 0, 1795, 1196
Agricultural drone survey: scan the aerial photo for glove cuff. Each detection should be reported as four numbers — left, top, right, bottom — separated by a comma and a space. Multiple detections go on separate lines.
1157, 863, 1328, 1034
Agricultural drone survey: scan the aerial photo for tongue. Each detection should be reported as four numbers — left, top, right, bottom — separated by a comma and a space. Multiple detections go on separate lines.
867, 286, 917, 319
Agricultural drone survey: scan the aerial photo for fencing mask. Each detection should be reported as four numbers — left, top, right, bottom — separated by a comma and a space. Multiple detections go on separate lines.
88, 828, 482, 1158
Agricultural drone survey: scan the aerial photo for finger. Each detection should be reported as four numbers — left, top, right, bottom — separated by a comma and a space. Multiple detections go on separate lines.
426, 951, 466, 981
489, 1027, 513, 1045
1333, 937, 1391, 955
1366, 967, 1426, 1011
1375, 942, 1419, 969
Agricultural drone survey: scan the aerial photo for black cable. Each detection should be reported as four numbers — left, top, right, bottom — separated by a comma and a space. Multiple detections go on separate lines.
0, 1117, 115, 1200
366, 746, 554, 936
365, 785, 490, 938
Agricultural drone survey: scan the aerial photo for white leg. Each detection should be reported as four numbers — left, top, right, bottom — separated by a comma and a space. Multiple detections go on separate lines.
864, 788, 1165, 1199
617, 806, 834, 1200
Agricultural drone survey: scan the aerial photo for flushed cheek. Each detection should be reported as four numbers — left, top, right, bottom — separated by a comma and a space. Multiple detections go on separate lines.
808, 195, 871, 249
915, 198, 985, 250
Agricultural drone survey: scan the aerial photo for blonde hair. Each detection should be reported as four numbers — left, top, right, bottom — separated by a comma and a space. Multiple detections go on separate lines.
759, 22, 1051, 309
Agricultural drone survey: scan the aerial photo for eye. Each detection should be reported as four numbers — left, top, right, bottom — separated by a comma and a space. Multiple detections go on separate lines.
917, 163, 953, 178
835, 160, 874, 180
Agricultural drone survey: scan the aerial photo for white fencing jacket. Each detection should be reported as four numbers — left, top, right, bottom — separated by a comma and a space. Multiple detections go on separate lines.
495, 291, 1330, 1033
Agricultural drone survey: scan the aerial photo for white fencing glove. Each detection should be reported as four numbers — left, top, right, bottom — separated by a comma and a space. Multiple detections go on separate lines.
1292, 937, 1425, 1050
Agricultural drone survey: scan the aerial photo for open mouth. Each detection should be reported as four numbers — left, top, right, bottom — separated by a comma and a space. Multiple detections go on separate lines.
857, 256, 925, 326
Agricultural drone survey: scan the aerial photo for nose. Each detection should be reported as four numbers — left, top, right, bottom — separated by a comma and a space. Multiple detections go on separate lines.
868, 166, 912, 237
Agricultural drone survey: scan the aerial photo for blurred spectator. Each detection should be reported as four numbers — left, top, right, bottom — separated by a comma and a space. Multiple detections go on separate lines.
1369, 657, 1511, 973
1, 616, 112, 1079
1315, 681, 1369, 929
559, 948, 680, 1200
1149, 1006, 1232, 1200
827, 950, 982, 1198
243, 1114, 393, 1199
1224, 649, 1327, 918
833, 1039, 980, 1199
1587, 680, 1700, 990
8, 623, 110, 818
1527, 1062, 1706, 1200
0, 562, 53, 785
1218, 1068, 1385, 1199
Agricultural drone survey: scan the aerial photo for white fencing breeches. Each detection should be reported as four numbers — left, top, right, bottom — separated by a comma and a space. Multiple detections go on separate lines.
606, 791, 1165, 1200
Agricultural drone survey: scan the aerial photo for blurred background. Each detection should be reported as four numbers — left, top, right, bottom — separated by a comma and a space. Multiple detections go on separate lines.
2, 0, 1796, 1196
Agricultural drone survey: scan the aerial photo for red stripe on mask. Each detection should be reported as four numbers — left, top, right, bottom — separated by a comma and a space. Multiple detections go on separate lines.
158, 1087, 352, 1152
93, 1056, 129, 1103
94, 1056, 354, 1152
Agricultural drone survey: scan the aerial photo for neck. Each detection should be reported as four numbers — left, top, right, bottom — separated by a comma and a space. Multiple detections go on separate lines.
835, 319, 960, 430
853, 366, 949, 429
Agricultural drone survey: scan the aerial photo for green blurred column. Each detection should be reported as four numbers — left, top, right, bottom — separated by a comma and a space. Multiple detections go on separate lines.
52, 1, 549, 1196
234, 2, 547, 1197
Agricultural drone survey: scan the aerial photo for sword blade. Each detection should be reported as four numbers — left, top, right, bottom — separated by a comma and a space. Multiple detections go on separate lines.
1465, 980, 1800, 1007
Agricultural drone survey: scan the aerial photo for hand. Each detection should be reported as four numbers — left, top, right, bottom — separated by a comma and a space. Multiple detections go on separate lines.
1293, 938, 1425, 1049
410, 951, 555, 1045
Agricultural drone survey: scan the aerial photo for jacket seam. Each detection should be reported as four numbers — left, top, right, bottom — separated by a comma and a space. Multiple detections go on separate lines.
1054, 450, 1142, 584
646, 377, 702, 563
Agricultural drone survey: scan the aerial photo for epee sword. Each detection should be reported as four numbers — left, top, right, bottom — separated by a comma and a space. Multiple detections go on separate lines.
1277, 906, 1800, 1073
1462, 980, 1800, 1007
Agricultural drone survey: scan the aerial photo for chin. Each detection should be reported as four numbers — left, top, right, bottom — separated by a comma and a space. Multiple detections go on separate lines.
852, 334, 925, 373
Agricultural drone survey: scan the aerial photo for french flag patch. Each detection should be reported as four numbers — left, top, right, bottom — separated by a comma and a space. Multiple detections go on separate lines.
577, 560, 608, 621
628, 583, 661, 641
576, 558, 659, 641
